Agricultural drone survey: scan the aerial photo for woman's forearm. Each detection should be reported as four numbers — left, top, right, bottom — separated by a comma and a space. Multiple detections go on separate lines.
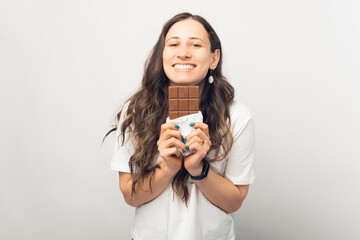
121, 160, 247, 212
194, 167, 247, 213
121, 161, 176, 207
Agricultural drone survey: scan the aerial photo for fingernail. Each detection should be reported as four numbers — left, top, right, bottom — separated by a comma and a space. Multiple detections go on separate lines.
189, 122, 195, 127
181, 136, 184, 142
185, 146, 189, 151
175, 124, 180, 129
183, 137, 187, 143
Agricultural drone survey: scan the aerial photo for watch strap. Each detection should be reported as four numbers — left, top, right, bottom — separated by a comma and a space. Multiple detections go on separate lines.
189, 160, 210, 180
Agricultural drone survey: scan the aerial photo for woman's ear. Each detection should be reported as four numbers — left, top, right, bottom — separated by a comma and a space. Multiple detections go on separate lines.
210, 49, 220, 69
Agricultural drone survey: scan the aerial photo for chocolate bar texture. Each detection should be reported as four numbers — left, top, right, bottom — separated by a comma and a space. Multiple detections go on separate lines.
168, 86, 199, 119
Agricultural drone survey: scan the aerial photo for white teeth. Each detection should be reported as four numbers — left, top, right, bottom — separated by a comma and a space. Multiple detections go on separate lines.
174, 64, 195, 69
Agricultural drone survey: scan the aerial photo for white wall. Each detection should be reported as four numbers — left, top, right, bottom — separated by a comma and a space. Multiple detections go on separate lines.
1, 0, 359, 239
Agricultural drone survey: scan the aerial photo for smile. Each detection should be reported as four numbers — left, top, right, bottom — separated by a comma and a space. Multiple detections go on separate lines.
173, 64, 196, 70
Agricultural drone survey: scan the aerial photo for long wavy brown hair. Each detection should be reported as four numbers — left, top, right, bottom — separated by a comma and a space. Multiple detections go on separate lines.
104, 12, 235, 205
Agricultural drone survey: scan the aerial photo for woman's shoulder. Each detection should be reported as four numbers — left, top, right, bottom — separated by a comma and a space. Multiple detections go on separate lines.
228, 100, 255, 139
230, 100, 254, 122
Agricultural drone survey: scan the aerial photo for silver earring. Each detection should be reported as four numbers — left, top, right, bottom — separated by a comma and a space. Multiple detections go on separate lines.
208, 69, 214, 84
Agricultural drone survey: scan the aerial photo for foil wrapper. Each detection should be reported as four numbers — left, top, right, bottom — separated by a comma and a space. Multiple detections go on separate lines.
165, 111, 203, 156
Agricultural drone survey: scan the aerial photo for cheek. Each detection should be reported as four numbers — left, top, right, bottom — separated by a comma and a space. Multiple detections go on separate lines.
162, 51, 172, 76
162, 54, 170, 71
197, 51, 213, 65
162, 49, 173, 62
162, 53, 167, 65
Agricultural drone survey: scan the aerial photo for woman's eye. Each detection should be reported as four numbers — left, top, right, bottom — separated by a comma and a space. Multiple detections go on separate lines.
168, 43, 201, 47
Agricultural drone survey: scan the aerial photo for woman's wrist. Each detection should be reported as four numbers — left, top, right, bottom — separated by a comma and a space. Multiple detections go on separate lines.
186, 161, 205, 177
189, 160, 210, 180
160, 161, 180, 177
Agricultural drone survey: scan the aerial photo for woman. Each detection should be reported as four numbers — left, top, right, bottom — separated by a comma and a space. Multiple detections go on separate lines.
106, 12, 255, 240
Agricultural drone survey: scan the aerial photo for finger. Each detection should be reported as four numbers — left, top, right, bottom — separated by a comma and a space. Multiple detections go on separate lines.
186, 135, 202, 148
161, 137, 186, 151
163, 147, 180, 158
160, 129, 182, 142
185, 128, 209, 143
175, 149, 181, 158
186, 135, 211, 153
187, 135, 208, 149
190, 122, 210, 136
160, 122, 180, 135
159, 146, 180, 160
188, 141, 204, 156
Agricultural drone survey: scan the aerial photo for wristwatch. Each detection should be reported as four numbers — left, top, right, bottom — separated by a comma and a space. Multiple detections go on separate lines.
189, 160, 210, 180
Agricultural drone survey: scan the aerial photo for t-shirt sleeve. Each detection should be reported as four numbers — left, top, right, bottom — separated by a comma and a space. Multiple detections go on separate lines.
110, 106, 133, 173
224, 102, 256, 185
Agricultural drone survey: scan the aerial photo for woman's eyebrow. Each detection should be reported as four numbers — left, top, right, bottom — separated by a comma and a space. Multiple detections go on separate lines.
166, 36, 206, 44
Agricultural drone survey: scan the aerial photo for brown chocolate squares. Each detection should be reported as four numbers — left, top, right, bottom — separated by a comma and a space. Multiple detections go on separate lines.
168, 86, 199, 119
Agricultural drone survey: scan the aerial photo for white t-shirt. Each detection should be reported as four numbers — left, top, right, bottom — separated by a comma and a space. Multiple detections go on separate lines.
111, 101, 256, 240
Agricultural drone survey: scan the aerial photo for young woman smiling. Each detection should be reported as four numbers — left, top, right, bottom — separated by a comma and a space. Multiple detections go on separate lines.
105, 12, 256, 240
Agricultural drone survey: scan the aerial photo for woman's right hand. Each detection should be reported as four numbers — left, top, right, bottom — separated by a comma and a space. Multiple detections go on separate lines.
157, 122, 186, 175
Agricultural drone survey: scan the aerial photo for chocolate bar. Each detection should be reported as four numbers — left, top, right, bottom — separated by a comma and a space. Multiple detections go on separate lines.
168, 86, 199, 119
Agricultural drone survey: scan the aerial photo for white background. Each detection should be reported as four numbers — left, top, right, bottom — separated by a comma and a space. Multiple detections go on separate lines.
1, 0, 359, 239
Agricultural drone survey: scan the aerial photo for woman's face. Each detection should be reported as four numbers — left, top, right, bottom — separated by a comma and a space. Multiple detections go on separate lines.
163, 19, 220, 86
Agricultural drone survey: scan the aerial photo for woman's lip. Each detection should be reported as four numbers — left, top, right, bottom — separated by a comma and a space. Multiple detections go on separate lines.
172, 64, 196, 72
172, 64, 196, 67
173, 66, 196, 71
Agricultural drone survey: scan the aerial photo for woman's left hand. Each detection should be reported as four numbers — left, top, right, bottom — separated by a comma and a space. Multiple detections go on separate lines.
183, 122, 212, 176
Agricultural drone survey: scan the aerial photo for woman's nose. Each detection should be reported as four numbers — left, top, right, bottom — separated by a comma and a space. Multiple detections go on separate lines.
177, 45, 191, 59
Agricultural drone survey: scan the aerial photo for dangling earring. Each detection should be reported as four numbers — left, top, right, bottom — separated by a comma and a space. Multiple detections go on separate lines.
208, 69, 214, 84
